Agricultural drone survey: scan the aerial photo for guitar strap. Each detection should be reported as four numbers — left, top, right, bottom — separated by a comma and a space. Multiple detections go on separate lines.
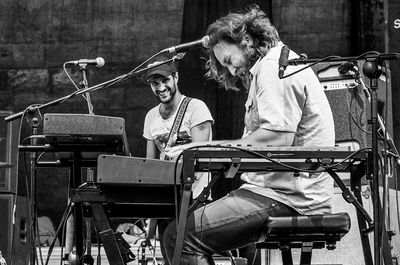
148, 96, 192, 239
162, 96, 192, 159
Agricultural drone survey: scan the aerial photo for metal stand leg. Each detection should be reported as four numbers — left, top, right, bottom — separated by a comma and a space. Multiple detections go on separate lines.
351, 166, 373, 265
91, 203, 135, 265
172, 184, 193, 265
91, 203, 126, 265
72, 151, 84, 259
172, 150, 196, 265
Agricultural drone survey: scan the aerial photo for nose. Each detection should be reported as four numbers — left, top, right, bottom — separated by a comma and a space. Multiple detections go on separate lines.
227, 65, 237, 76
157, 82, 168, 92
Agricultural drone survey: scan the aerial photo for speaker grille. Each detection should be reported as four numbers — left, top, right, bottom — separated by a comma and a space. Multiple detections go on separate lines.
312, 60, 392, 148
0, 194, 30, 265
0, 111, 19, 193
0, 111, 12, 190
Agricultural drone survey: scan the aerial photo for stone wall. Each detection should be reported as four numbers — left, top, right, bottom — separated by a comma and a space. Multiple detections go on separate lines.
0, 0, 386, 231
0, 0, 185, 226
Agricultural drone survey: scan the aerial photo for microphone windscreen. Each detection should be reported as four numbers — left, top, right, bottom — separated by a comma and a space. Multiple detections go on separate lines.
96, 57, 105, 67
279, 46, 290, 66
202, 35, 211, 48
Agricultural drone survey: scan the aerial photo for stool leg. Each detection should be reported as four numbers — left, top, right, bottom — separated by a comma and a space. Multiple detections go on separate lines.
280, 248, 293, 265
299, 242, 313, 265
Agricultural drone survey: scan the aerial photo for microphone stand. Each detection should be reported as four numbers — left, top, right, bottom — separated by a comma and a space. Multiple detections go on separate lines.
286, 52, 400, 265
362, 58, 395, 265
79, 64, 94, 115
26, 108, 42, 265
357, 71, 399, 263
4, 53, 186, 123
65, 63, 97, 264
3, 52, 185, 264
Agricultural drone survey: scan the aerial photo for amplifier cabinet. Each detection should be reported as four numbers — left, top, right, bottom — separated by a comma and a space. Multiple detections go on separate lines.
0, 194, 30, 265
0, 111, 20, 194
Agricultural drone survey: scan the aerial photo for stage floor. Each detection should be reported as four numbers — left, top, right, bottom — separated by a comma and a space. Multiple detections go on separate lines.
36, 241, 163, 265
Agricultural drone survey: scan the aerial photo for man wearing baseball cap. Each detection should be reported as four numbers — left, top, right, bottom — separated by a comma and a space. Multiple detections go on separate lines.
142, 55, 214, 264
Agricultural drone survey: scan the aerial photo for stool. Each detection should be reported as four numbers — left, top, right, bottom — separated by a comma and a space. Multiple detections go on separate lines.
256, 212, 351, 265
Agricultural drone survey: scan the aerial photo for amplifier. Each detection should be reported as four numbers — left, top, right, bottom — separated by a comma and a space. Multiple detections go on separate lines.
312, 60, 393, 149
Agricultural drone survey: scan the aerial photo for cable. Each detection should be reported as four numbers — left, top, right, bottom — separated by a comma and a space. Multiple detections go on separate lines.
62, 62, 88, 101
18, 105, 44, 265
186, 144, 370, 173
45, 201, 73, 265
171, 144, 370, 264
282, 55, 342, 79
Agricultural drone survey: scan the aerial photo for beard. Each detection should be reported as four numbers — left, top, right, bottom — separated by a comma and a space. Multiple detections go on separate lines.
234, 46, 260, 89
242, 46, 260, 70
155, 86, 176, 103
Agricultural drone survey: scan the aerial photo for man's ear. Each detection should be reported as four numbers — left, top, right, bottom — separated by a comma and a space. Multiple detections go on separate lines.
173, 72, 179, 83
243, 33, 258, 47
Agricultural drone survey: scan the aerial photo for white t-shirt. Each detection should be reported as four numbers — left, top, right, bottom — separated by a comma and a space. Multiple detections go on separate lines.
143, 96, 214, 198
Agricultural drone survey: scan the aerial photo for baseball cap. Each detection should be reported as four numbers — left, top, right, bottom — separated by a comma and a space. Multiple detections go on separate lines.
145, 55, 178, 81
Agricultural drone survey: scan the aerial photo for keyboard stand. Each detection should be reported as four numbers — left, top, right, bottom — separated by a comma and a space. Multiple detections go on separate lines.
171, 147, 375, 265
19, 113, 130, 262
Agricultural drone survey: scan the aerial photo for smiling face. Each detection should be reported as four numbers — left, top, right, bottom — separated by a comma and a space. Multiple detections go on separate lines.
149, 74, 178, 103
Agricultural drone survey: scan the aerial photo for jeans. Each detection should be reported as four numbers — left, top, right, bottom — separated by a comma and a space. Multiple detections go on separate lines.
162, 188, 299, 265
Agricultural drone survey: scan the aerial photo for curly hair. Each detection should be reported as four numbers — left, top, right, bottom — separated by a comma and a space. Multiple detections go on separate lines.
205, 5, 280, 91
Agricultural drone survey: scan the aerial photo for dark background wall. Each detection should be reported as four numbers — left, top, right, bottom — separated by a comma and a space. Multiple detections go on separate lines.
0, 0, 392, 229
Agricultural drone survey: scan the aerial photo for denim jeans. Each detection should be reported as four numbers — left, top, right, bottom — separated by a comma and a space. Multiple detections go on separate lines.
162, 188, 299, 265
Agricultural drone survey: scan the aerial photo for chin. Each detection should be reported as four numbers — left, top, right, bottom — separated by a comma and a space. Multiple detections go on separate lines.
160, 97, 172, 103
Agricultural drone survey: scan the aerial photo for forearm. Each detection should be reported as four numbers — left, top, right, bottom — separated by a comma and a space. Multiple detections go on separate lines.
213, 128, 295, 146
146, 140, 159, 159
191, 121, 212, 142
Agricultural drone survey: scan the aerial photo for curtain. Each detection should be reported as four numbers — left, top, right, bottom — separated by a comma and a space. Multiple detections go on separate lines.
179, 0, 272, 140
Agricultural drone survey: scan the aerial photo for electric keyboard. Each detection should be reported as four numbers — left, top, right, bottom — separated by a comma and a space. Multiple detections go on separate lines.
43, 113, 129, 155
185, 145, 369, 173
95, 146, 369, 186
97, 155, 182, 185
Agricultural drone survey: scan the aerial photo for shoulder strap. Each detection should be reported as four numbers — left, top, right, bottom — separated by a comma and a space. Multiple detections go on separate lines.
165, 96, 192, 149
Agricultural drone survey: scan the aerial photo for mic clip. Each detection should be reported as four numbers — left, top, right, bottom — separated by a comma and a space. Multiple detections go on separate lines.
172, 52, 186, 62
338, 61, 359, 75
288, 53, 308, 66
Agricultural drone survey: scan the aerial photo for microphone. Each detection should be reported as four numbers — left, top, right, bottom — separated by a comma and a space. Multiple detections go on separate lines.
161, 36, 210, 54
278, 46, 290, 79
338, 62, 357, 75
68, 57, 105, 67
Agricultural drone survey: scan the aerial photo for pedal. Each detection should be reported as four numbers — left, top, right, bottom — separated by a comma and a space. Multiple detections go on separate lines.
213, 256, 247, 265
82, 254, 94, 265
115, 232, 136, 263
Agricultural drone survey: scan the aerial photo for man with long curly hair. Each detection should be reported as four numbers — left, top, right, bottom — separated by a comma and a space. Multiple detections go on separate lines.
162, 5, 335, 265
